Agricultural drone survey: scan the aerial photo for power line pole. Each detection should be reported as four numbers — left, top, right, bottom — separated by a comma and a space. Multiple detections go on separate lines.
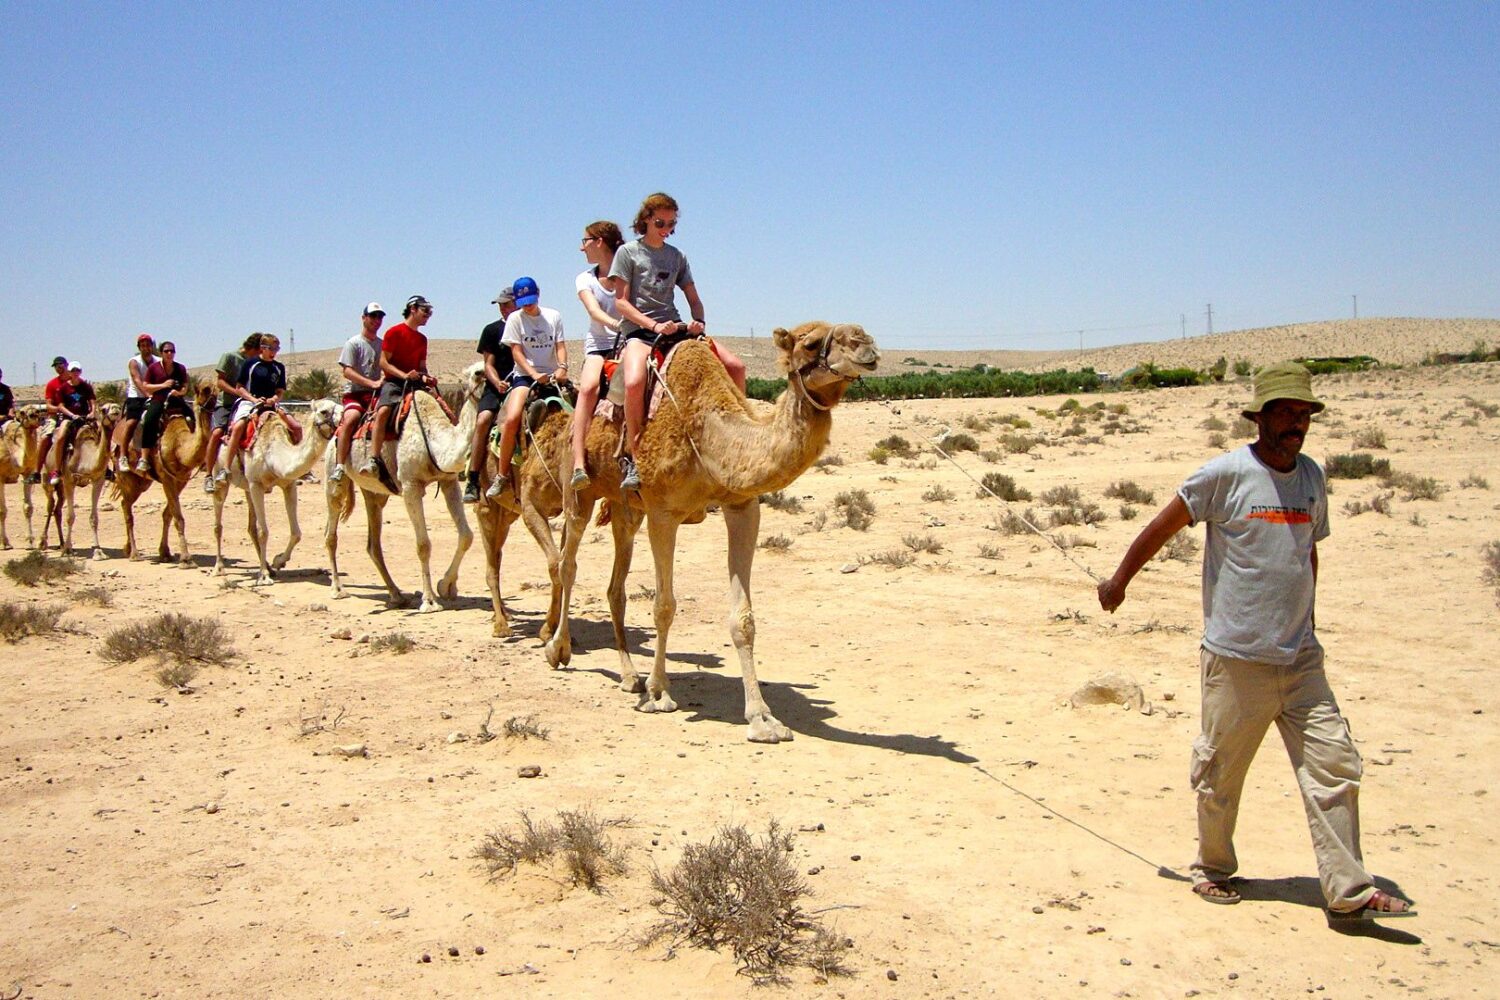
1205, 303, 1214, 335
1078, 329, 1084, 360
32, 362, 37, 386
1352, 295, 1358, 319
1181, 313, 1186, 340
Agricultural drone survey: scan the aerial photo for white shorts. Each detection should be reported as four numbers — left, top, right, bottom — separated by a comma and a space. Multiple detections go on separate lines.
230, 398, 269, 425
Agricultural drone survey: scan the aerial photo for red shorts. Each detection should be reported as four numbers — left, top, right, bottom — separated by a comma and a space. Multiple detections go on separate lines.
342, 390, 373, 414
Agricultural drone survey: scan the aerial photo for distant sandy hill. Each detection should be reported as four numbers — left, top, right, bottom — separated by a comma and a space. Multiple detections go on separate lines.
15, 318, 1492, 397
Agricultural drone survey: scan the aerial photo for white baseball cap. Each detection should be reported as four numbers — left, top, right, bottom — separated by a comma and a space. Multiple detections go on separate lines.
363, 302, 386, 317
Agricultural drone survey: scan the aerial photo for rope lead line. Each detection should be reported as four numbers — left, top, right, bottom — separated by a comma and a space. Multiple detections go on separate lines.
876, 399, 1103, 584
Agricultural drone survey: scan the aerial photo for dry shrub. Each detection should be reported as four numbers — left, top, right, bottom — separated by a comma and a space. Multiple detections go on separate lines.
1207, 432, 1228, 449
921, 484, 955, 503
813, 454, 843, 468
1481, 541, 1500, 606
1381, 471, 1445, 501
832, 490, 875, 531
368, 632, 417, 655
862, 549, 914, 569
71, 585, 113, 607
995, 508, 1040, 536
155, 661, 200, 690
100, 613, 235, 666
643, 822, 851, 985
1157, 534, 1200, 563
1231, 416, 1256, 439
759, 490, 803, 513
760, 534, 793, 551
1053, 532, 1096, 550
503, 714, 550, 741
978, 543, 1003, 560
4, 551, 81, 587
979, 472, 1031, 502
1326, 453, 1391, 479
1040, 485, 1081, 507
874, 435, 913, 458
1459, 473, 1490, 490
476, 808, 627, 892
1343, 493, 1393, 518
1000, 432, 1044, 454
1352, 427, 1388, 449
1119, 504, 1139, 521
944, 432, 980, 453
1104, 480, 1155, 505
0, 602, 63, 643
962, 414, 994, 431
901, 533, 943, 554
1201, 415, 1228, 432
867, 445, 890, 465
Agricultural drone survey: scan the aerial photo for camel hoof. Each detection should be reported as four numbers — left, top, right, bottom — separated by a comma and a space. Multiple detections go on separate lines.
91, 549, 105, 561
438, 581, 457, 600
417, 598, 442, 614
386, 593, 412, 609
543, 639, 570, 668
251, 576, 273, 588
271, 555, 289, 571
492, 619, 511, 639
620, 675, 644, 694
329, 589, 348, 600
637, 694, 677, 714
747, 716, 794, 744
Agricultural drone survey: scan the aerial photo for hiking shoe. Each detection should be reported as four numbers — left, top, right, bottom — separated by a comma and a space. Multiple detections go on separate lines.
202, 474, 217, 494
358, 459, 378, 476
134, 458, 152, 475
330, 464, 346, 484
214, 468, 229, 485
570, 468, 591, 492
485, 471, 508, 500
462, 478, 481, 504
48, 473, 61, 487
620, 455, 641, 491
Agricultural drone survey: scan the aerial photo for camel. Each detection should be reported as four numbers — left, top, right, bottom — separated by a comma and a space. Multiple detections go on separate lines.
324, 365, 483, 611
524, 322, 880, 743
0, 406, 45, 549
41, 404, 122, 558
112, 383, 216, 564
210, 399, 339, 585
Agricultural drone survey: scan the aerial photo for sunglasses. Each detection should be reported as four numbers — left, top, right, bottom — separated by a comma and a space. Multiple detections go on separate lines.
161, 348, 176, 353
652, 218, 677, 230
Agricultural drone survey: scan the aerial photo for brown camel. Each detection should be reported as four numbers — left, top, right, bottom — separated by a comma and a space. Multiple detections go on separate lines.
0, 406, 45, 549
41, 404, 122, 557
517, 322, 879, 743
112, 383, 216, 563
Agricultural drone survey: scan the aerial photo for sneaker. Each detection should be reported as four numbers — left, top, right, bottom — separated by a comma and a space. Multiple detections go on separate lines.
202, 474, 217, 494
214, 468, 229, 485
462, 477, 480, 504
48, 473, 61, 487
620, 455, 641, 491
359, 459, 378, 476
134, 457, 152, 475
485, 471, 508, 501
24, 473, 40, 485
330, 464, 346, 484
570, 468, 591, 492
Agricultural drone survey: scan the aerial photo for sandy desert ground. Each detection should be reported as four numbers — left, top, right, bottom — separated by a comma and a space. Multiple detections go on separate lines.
1, 328, 1497, 998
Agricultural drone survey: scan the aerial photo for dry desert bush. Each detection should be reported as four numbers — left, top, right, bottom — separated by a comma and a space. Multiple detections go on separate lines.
1459, 473, 1490, 490
1201, 415, 1228, 432
1232, 416, 1256, 438
1343, 493, 1393, 518
994, 508, 1042, 536
978, 543, 1003, 560
978, 472, 1031, 502
1325, 453, 1391, 479
760, 534, 793, 551
1157, 534, 1200, 563
155, 660, 199, 691
874, 435, 914, 458
100, 613, 236, 666
1104, 480, 1156, 505
759, 490, 804, 513
943, 432, 980, 453
1119, 504, 1139, 520
1207, 431, 1228, 449
1352, 427, 1388, 449
476, 808, 627, 892
902, 533, 943, 554
70, 585, 113, 607
368, 632, 417, 655
832, 490, 876, 531
1482, 541, 1500, 606
862, 548, 915, 569
643, 822, 852, 986
503, 714, 550, 741
4, 551, 81, 587
921, 484, 955, 503
0, 601, 63, 643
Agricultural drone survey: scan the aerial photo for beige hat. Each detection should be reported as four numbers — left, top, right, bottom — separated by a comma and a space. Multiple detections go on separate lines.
1242, 361, 1325, 419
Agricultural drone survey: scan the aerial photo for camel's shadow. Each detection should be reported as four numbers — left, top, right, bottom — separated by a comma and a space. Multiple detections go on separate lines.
1232, 875, 1422, 940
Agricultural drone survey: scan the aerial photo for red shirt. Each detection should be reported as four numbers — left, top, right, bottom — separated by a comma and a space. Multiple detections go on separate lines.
382, 323, 427, 375
45, 375, 68, 407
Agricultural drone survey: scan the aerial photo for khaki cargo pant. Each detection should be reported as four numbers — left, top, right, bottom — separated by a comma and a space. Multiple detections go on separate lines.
1191, 644, 1377, 911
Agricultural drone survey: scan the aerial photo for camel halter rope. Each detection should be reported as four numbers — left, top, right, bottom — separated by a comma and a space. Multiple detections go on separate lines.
874, 399, 1103, 584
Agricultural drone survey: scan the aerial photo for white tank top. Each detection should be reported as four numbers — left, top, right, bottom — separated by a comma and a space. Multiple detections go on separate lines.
125, 353, 151, 399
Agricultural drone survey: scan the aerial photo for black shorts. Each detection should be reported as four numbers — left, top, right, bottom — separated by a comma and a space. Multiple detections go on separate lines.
124, 397, 148, 420
587, 348, 616, 358
478, 384, 505, 415
211, 404, 234, 432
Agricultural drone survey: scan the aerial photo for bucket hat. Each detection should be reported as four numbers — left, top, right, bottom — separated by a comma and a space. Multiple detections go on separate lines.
1243, 361, 1325, 419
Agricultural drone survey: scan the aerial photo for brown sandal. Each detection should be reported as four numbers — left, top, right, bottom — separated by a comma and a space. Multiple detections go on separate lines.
1332, 889, 1417, 919
1193, 880, 1241, 905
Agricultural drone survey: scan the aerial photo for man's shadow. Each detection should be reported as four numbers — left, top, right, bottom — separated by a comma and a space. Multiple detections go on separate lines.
1231, 875, 1422, 941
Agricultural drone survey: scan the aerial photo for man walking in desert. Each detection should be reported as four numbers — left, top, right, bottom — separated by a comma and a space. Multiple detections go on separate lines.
1097, 361, 1415, 920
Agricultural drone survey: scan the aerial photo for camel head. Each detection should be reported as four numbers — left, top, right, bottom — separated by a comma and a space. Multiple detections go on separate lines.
774, 322, 880, 404
462, 362, 486, 401
307, 398, 340, 437
16, 405, 44, 429
193, 380, 217, 411
99, 402, 123, 430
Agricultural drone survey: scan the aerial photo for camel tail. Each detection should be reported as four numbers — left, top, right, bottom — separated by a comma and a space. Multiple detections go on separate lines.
338, 479, 356, 524
595, 500, 612, 527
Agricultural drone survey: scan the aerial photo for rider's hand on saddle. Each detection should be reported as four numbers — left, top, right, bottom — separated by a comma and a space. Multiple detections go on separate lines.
687, 320, 705, 335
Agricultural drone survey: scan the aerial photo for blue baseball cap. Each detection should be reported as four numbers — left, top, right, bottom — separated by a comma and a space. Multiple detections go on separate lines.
512, 276, 539, 307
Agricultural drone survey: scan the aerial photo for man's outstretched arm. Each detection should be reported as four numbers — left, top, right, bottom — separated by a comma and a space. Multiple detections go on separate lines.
1097, 495, 1193, 613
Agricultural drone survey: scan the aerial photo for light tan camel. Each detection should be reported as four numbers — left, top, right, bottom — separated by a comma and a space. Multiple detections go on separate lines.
210, 399, 339, 585
0, 406, 45, 549
324, 365, 483, 611
532, 322, 879, 743
41, 404, 122, 558
113, 383, 216, 564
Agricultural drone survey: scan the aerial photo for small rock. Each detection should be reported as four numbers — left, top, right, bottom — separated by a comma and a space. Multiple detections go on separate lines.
886, 969, 898, 981
447, 946, 460, 957
204, 802, 220, 814
475, 946, 485, 956
1032, 906, 1045, 914
1069, 673, 1146, 713
1228, 972, 1239, 980
839, 563, 859, 574
850, 854, 861, 861
807, 866, 822, 875
1163, 691, 1176, 701
330, 628, 352, 640
356, 633, 370, 643
420, 953, 431, 964
1120, 957, 1132, 966
439, 711, 453, 720
307, 603, 328, 612
446, 732, 468, 744
334, 743, 368, 758
517, 765, 542, 778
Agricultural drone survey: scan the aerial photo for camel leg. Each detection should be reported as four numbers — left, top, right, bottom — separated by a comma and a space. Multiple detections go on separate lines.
363, 492, 407, 607
247, 484, 274, 585
605, 504, 644, 691
272, 481, 300, 572
212, 483, 229, 575
89, 479, 105, 559
638, 514, 681, 714
163, 483, 190, 565
0, 481, 9, 549
40, 485, 59, 551
476, 502, 515, 638
22, 480, 35, 549
324, 478, 349, 599
544, 493, 596, 669
723, 500, 790, 743
400, 486, 443, 612
62, 483, 77, 555
121, 487, 140, 561
434, 480, 471, 602
521, 495, 561, 639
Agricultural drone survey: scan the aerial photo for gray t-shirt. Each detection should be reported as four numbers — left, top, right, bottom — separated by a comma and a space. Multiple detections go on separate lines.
215, 351, 244, 410
1177, 445, 1330, 664
338, 334, 382, 395
608, 239, 693, 333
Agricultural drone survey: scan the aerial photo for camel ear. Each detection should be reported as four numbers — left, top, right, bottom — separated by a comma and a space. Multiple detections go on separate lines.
772, 327, 796, 353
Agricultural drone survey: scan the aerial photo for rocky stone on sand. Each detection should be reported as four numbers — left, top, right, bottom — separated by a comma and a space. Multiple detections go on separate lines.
1069, 673, 1148, 713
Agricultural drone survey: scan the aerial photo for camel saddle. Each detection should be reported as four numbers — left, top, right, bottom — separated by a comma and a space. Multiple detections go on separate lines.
594, 335, 709, 425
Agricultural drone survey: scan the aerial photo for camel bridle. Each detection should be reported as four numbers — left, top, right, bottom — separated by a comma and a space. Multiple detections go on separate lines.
790, 331, 857, 412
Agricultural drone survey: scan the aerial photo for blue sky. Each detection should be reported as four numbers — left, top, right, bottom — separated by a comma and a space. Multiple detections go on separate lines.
2, 1, 1496, 385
